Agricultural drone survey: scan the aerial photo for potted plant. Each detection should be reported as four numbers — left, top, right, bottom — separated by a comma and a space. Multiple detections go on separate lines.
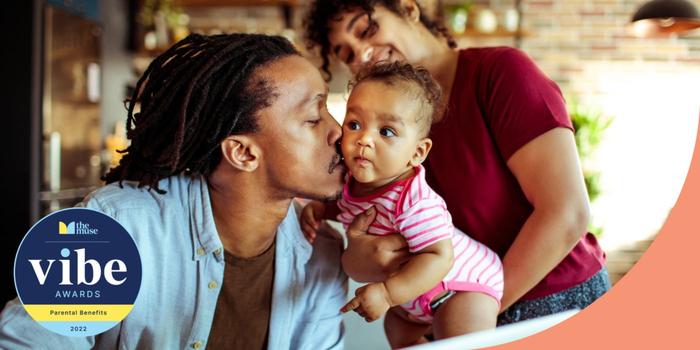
568, 97, 613, 236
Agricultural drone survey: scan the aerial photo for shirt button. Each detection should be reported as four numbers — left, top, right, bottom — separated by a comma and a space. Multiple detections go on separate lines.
214, 248, 222, 256
192, 340, 202, 349
196, 247, 205, 256
208, 281, 218, 289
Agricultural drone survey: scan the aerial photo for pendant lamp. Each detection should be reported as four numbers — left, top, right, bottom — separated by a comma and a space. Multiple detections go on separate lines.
630, 0, 700, 37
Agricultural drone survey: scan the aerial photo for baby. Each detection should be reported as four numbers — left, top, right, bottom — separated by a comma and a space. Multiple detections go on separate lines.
301, 63, 503, 347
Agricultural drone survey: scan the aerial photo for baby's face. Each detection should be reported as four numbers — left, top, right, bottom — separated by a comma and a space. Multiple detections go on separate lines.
341, 81, 426, 187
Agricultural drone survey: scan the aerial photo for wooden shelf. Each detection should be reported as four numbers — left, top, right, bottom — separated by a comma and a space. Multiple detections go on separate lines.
136, 48, 167, 56
178, 0, 298, 7
452, 28, 527, 39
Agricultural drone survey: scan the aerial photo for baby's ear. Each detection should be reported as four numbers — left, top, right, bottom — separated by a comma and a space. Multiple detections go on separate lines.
409, 138, 433, 166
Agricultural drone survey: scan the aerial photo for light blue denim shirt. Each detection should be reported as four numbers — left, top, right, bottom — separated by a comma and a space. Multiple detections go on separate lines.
0, 176, 347, 349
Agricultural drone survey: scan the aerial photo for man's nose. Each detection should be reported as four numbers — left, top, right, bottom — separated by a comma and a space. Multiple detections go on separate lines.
328, 121, 342, 146
335, 140, 343, 157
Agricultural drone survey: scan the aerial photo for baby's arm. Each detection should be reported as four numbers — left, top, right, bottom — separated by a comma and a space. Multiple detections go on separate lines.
300, 200, 341, 243
384, 239, 453, 304
341, 239, 453, 321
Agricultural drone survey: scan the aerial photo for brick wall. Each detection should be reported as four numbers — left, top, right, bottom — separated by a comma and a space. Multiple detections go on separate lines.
453, 0, 700, 104
520, 0, 700, 100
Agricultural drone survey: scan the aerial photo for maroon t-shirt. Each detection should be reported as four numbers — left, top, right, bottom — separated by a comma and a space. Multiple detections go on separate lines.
424, 47, 605, 300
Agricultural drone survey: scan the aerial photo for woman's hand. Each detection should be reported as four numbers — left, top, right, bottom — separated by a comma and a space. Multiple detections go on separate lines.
342, 207, 410, 282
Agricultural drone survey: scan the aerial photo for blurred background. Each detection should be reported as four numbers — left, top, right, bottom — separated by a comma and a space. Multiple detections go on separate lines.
2, 1, 699, 348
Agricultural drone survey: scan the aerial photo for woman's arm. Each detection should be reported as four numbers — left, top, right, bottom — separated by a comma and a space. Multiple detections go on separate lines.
500, 127, 591, 312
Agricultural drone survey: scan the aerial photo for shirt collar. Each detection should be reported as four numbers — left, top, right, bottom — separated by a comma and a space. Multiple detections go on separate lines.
189, 176, 222, 261
275, 202, 312, 266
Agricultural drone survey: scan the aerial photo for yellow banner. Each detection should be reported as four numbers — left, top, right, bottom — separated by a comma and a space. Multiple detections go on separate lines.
24, 304, 133, 322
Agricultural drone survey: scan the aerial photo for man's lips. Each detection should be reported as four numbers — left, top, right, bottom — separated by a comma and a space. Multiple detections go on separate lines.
328, 153, 346, 174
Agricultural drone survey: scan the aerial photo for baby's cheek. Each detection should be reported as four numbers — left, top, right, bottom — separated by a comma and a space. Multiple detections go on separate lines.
340, 139, 353, 156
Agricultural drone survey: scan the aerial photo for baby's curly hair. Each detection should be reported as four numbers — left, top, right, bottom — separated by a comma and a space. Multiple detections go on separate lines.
350, 62, 441, 137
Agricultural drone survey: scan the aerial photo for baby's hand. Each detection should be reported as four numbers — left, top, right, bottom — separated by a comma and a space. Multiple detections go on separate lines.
341, 282, 393, 322
300, 201, 326, 243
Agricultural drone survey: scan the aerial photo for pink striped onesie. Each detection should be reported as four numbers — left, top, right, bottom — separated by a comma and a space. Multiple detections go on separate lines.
337, 165, 504, 323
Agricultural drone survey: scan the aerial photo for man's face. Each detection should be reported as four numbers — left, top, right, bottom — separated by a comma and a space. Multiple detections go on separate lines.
252, 55, 345, 201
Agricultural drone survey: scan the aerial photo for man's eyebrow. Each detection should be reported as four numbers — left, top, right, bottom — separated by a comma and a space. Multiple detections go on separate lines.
311, 92, 327, 105
303, 92, 327, 109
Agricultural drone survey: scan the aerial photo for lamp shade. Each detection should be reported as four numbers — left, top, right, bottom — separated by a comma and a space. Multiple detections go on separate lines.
630, 0, 700, 37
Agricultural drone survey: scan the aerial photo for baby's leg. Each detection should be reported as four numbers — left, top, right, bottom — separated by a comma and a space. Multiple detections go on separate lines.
432, 291, 499, 339
384, 307, 431, 349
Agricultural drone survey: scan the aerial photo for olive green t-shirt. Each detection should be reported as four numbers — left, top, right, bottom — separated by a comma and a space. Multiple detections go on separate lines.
206, 241, 275, 350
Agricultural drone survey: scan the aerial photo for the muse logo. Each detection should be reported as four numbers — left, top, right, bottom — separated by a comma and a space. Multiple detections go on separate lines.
15, 208, 141, 337
59, 221, 98, 235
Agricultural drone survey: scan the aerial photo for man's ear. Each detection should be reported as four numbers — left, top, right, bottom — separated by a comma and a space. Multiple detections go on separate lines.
399, 0, 421, 23
409, 137, 432, 167
220, 136, 260, 172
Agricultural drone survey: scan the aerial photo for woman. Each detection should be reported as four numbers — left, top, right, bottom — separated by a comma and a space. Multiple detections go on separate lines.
304, 0, 609, 325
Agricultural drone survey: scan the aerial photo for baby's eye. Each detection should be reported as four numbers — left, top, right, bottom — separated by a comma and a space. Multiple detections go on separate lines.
380, 128, 396, 137
347, 121, 361, 130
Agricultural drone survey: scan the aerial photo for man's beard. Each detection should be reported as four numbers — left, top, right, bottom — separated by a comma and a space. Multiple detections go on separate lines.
305, 155, 345, 202
295, 187, 342, 203
321, 189, 343, 202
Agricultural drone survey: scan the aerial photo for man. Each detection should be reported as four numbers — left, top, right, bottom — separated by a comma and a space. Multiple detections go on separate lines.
0, 33, 356, 349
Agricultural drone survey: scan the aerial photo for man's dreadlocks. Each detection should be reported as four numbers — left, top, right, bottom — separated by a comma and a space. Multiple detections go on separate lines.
103, 33, 298, 194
